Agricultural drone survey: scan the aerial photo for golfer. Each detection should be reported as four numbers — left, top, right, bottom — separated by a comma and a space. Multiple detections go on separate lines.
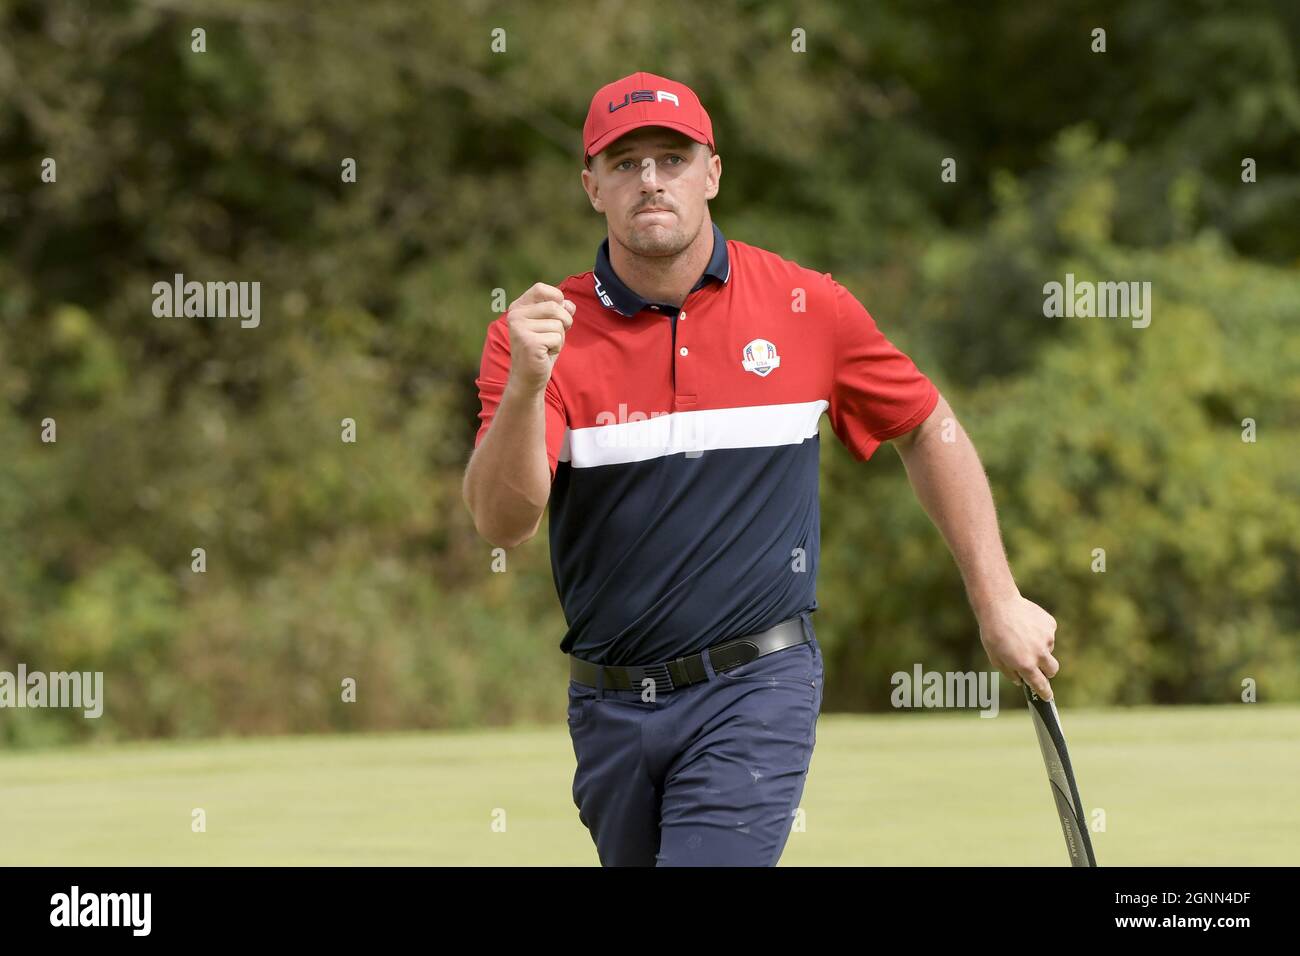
463, 71, 1059, 866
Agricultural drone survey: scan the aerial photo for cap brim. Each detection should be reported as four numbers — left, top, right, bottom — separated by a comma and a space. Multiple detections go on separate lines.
587, 121, 712, 163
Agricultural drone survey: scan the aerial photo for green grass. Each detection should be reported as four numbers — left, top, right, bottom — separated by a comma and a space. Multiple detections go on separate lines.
1, 704, 1296, 865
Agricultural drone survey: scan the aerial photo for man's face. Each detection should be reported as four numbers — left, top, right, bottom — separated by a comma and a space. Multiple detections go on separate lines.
581, 127, 721, 257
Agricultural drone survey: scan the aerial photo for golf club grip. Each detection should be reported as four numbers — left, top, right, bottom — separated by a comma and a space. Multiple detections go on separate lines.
1024, 685, 1098, 866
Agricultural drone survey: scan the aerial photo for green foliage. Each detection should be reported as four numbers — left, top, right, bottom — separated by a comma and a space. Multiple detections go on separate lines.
1, 0, 1296, 744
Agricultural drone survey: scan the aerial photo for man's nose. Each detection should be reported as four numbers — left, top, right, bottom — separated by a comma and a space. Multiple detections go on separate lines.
638, 157, 665, 189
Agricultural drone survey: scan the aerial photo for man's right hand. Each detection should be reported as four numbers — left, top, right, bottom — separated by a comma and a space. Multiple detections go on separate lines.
507, 282, 575, 393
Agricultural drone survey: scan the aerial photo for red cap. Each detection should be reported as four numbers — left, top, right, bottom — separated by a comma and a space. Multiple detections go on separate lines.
583, 71, 715, 167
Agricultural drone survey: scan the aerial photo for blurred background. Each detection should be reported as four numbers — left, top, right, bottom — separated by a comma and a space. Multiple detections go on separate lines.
1, 0, 1298, 754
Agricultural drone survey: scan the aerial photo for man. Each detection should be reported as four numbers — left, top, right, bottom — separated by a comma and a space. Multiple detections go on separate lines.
462, 71, 1059, 866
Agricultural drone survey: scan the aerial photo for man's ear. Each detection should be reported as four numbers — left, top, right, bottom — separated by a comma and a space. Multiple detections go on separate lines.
581, 166, 604, 213
704, 149, 721, 201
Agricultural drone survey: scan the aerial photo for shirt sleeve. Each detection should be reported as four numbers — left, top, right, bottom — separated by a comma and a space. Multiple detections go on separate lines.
826, 276, 939, 461
473, 315, 568, 481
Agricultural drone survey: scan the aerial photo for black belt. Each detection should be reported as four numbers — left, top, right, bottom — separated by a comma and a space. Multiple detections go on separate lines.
569, 615, 809, 693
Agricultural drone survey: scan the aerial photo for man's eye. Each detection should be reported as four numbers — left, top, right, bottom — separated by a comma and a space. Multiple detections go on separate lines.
616, 156, 684, 171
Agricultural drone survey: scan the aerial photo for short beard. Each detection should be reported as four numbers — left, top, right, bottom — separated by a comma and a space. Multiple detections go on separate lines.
622, 216, 699, 258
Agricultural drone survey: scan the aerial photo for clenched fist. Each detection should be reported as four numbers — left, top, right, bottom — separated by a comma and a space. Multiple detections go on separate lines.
507, 282, 575, 393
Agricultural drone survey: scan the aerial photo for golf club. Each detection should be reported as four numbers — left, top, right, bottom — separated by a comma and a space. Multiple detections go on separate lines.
1024, 684, 1098, 866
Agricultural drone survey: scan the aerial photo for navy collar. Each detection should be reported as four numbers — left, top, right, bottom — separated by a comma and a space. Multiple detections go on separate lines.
593, 221, 730, 316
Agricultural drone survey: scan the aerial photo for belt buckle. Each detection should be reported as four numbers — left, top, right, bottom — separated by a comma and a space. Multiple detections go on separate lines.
638, 661, 675, 694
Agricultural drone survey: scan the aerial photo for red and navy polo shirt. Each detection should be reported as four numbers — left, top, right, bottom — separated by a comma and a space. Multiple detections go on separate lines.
474, 221, 938, 666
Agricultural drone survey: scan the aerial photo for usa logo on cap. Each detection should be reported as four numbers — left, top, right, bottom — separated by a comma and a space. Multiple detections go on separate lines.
741, 338, 781, 377
583, 71, 715, 167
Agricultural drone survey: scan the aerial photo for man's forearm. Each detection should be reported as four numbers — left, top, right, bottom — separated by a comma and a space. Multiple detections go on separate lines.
893, 395, 1018, 617
462, 383, 552, 548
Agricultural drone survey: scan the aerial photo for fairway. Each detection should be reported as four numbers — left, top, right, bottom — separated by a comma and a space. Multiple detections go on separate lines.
1, 705, 1296, 866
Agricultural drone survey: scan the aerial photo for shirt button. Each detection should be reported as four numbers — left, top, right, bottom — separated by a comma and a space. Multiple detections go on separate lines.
679, 311, 686, 321
679, 346, 689, 357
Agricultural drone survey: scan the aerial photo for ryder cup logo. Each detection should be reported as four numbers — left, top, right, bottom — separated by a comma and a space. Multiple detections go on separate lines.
741, 338, 781, 377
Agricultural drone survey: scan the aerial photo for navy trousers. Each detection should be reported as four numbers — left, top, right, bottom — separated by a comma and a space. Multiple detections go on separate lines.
566, 613, 824, 866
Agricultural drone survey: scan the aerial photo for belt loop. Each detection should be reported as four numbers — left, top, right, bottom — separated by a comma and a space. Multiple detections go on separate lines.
595, 664, 606, 700
800, 611, 812, 643
701, 647, 717, 682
